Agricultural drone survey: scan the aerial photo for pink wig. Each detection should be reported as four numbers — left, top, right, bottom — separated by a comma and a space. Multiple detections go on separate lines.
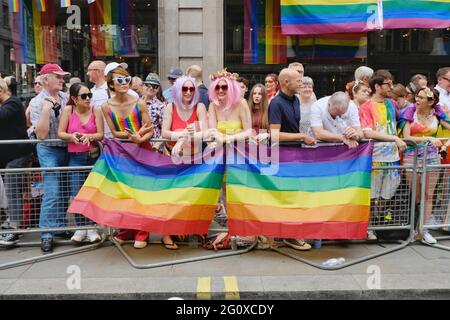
171, 76, 199, 110
208, 77, 241, 111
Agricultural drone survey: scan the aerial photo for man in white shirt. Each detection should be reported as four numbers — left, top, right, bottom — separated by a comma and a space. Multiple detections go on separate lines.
311, 92, 363, 148
435, 67, 450, 110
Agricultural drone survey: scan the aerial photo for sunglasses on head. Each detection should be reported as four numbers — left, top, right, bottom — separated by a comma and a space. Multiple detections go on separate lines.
182, 86, 195, 93
113, 76, 132, 85
78, 93, 93, 100
145, 83, 160, 89
215, 84, 228, 92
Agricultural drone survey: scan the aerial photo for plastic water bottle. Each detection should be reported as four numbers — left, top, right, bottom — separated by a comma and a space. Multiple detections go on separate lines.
314, 239, 322, 249
322, 257, 346, 267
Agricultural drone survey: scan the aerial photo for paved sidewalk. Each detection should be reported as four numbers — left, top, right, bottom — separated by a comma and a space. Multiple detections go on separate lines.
1, 233, 450, 300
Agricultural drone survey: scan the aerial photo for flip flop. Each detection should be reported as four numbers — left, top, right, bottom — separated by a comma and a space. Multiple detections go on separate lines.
161, 239, 178, 250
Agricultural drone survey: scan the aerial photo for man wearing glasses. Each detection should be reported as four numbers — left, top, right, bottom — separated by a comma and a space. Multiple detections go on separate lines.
435, 67, 450, 111
29, 64, 71, 253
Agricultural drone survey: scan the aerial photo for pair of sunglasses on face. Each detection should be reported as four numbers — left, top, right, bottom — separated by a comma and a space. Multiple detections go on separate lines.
145, 84, 160, 89
215, 84, 228, 92
78, 93, 93, 100
113, 76, 132, 85
182, 86, 195, 93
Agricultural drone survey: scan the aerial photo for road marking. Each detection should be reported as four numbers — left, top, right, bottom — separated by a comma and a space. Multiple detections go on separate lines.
224, 276, 240, 300
197, 277, 211, 300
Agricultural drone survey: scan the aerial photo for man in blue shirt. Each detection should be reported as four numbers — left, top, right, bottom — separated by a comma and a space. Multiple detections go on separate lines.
163, 67, 183, 104
268, 68, 316, 251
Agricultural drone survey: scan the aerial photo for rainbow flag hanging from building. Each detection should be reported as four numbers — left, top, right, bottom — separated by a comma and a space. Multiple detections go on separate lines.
88, 0, 137, 58
60, 0, 71, 8
10, 0, 57, 64
9, 0, 19, 12
244, 0, 287, 64
382, 0, 450, 29
226, 142, 374, 239
281, 0, 380, 35
68, 140, 225, 235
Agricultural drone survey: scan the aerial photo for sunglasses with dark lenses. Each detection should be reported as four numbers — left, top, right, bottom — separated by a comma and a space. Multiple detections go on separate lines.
113, 76, 132, 85
182, 86, 195, 93
34, 82, 42, 85
78, 93, 93, 100
215, 84, 228, 92
145, 83, 160, 89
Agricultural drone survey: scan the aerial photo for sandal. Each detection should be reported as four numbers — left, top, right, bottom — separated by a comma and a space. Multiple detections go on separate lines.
161, 237, 178, 250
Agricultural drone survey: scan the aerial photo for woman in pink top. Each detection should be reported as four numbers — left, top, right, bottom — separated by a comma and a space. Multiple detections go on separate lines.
58, 83, 104, 243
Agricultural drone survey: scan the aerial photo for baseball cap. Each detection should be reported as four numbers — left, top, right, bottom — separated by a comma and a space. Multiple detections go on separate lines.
167, 67, 183, 80
104, 62, 129, 76
39, 64, 70, 76
144, 73, 161, 86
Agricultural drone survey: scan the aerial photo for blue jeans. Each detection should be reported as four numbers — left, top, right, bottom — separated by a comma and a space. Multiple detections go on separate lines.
4, 154, 32, 228
37, 145, 69, 239
68, 153, 97, 226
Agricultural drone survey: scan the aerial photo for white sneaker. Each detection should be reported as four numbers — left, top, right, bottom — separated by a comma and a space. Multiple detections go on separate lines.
71, 230, 87, 243
134, 240, 148, 249
86, 229, 101, 243
283, 238, 311, 251
367, 230, 377, 241
422, 231, 437, 244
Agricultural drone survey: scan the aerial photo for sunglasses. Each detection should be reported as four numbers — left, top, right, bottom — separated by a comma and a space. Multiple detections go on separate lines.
145, 83, 160, 89
182, 86, 195, 93
113, 76, 132, 85
78, 93, 93, 100
215, 84, 228, 92
34, 82, 42, 85
443, 76, 450, 82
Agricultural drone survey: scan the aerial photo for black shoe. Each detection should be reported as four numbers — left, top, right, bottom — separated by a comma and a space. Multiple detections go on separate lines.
41, 238, 54, 253
0, 233, 19, 246
53, 231, 74, 239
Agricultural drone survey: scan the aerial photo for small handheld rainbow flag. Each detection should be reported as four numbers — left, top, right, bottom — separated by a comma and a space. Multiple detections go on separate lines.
61, 0, 71, 8
8, 0, 19, 13
69, 140, 225, 235
226, 142, 374, 239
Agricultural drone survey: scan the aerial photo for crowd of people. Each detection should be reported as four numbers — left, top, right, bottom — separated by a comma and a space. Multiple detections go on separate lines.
0, 59, 450, 253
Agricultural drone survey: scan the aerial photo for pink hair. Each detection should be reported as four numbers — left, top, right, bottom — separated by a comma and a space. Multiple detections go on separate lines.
208, 77, 241, 111
172, 76, 199, 110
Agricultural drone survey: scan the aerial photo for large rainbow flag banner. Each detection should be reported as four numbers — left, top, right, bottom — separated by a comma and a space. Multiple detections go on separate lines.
226, 142, 374, 239
68, 140, 225, 235
281, 0, 379, 35
382, 0, 450, 30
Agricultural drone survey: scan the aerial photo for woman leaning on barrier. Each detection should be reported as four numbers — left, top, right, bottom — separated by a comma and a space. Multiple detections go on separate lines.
0, 77, 33, 246
398, 87, 450, 245
58, 83, 104, 243
102, 66, 154, 250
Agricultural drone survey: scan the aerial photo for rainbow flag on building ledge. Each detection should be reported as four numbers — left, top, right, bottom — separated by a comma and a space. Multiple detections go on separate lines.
68, 140, 225, 235
226, 142, 374, 239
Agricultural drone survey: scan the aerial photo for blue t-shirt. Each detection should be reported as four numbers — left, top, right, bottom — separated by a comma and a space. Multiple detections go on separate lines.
268, 91, 301, 133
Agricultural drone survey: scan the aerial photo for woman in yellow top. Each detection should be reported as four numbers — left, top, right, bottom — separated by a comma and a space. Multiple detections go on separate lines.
207, 70, 252, 143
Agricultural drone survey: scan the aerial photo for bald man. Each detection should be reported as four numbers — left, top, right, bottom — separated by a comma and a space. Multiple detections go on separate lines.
131, 76, 146, 98
268, 70, 316, 251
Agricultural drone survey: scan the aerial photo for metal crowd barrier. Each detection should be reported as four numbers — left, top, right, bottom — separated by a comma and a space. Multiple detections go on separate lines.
271, 139, 419, 270
419, 141, 450, 251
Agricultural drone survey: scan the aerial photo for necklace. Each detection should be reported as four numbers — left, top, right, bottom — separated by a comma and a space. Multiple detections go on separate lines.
416, 110, 434, 123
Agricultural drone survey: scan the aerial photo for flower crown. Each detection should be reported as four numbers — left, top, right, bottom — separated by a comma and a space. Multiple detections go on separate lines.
209, 68, 239, 82
422, 87, 435, 99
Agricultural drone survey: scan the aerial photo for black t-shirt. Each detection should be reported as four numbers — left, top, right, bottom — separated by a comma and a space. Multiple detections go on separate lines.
0, 96, 32, 167
268, 91, 301, 133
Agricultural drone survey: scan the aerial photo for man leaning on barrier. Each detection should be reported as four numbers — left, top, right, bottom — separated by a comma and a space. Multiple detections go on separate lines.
359, 71, 407, 241
311, 92, 363, 149
268, 68, 316, 251
29, 64, 71, 253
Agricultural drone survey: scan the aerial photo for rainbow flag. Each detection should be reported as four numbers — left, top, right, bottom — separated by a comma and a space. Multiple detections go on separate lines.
9, 0, 19, 12
226, 142, 374, 239
291, 33, 368, 61
244, 0, 287, 64
60, 0, 70, 8
36, 0, 46, 11
382, 0, 450, 29
281, 0, 380, 35
68, 140, 225, 235
88, 0, 137, 57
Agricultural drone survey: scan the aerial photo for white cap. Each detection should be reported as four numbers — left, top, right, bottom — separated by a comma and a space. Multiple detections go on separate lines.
104, 62, 128, 76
